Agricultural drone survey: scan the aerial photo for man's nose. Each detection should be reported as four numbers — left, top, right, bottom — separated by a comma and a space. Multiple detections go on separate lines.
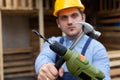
67, 17, 73, 25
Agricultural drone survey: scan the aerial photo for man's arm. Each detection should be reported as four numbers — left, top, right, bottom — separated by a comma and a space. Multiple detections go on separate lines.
92, 42, 111, 80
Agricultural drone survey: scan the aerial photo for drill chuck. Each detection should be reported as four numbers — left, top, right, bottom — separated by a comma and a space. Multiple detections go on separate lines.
50, 41, 67, 56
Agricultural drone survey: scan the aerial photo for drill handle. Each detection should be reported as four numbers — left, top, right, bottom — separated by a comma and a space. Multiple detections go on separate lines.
55, 58, 65, 70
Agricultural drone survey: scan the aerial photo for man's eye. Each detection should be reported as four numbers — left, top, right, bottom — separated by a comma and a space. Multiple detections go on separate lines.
71, 13, 78, 18
60, 16, 67, 21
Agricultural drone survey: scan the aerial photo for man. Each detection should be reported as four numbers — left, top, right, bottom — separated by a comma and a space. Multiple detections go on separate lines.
35, 0, 111, 80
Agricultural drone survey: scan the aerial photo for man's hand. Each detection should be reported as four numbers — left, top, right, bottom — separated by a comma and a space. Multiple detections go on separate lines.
38, 63, 64, 80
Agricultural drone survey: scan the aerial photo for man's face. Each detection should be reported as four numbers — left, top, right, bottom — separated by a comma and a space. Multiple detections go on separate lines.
57, 7, 86, 39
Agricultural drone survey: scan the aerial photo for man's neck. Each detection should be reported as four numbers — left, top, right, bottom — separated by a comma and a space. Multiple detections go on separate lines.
67, 30, 83, 40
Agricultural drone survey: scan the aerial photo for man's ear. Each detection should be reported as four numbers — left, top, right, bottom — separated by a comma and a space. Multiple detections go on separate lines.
56, 19, 60, 28
82, 13, 86, 21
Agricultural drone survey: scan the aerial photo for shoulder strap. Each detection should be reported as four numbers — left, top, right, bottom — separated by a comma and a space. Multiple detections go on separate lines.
59, 37, 64, 44
81, 37, 92, 56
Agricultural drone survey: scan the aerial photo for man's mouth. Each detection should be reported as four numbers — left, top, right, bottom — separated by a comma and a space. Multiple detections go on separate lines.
68, 26, 75, 30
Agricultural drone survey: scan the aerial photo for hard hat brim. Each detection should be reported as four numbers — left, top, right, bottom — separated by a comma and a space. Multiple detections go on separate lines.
53, 6, 85, 17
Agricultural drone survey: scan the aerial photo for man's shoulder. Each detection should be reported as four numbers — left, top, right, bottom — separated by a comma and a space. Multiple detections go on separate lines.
48, 36, 62, 41
90, 37, 105, 48
84, 35, 105, 47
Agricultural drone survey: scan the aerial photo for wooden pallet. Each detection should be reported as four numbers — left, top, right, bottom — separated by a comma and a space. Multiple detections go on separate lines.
3, 47, 36, 79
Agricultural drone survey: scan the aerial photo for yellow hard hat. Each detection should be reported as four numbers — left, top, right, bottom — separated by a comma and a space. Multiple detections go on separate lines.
53, 0, 85, 16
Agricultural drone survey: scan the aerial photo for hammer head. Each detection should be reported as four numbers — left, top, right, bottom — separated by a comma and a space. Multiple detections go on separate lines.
73, 22, 101, 39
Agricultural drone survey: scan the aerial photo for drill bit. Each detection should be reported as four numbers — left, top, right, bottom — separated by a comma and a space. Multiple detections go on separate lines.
32, 29, 52, 44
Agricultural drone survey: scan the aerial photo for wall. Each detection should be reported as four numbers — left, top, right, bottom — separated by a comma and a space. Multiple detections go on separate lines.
2, 15, 30, 49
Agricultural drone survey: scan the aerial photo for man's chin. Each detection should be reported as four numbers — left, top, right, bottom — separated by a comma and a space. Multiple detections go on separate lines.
67, 34, 77, 39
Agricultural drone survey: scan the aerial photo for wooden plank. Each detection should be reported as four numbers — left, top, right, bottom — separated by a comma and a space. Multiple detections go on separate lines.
110, 68, 120, 76
98, 10, 120, 17
21, 0, 26, 8
4, 66, 34, 73
45, 0, 50, 9
0, 10, 4, 80
102, 32, 120, 37
17, 0, 33, 10
106, 45, 120, 50
107, 44, 120, 49
110, 60, 120, 67
106, 43, 120, 48
102, 32, 120, 36
0, 0, 3, 8
38, 0, 44, 50
108, 0, 111, 10
4, 54, 32, 61
97, 27, 120, 31
104, 0, 107, 10
113, 0, 117, 9
4, 60, 33, 67
112, 77, 120, 80
6, 0, 12, 9
5, 72, 35, 78
109, 51, 120, 67
99, 0, 103, 10
35, 0, 39, 9
98, 18, 120, 23
3, 47, 32, 54
28, 0, 33, 9
109, 53, 120, 59
118, 0, 120, 8
13, 0, 18, 9
108, 50, 120, 54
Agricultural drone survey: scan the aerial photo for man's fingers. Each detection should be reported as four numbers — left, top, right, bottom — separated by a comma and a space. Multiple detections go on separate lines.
49, 64, 58, 76
59, 68, 64, 77
38, 63, 58, 80
38, 70, 46, 80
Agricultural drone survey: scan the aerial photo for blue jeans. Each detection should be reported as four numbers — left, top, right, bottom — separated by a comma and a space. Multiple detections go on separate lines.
56, 72, 79, 80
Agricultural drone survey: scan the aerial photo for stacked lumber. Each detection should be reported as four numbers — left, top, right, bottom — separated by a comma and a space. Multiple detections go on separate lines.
108, 50, 120, 80
96, 0, 120, 50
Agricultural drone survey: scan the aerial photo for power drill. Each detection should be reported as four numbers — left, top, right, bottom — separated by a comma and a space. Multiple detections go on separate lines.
50, 41, 105, 80
32, 29, 105, 80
